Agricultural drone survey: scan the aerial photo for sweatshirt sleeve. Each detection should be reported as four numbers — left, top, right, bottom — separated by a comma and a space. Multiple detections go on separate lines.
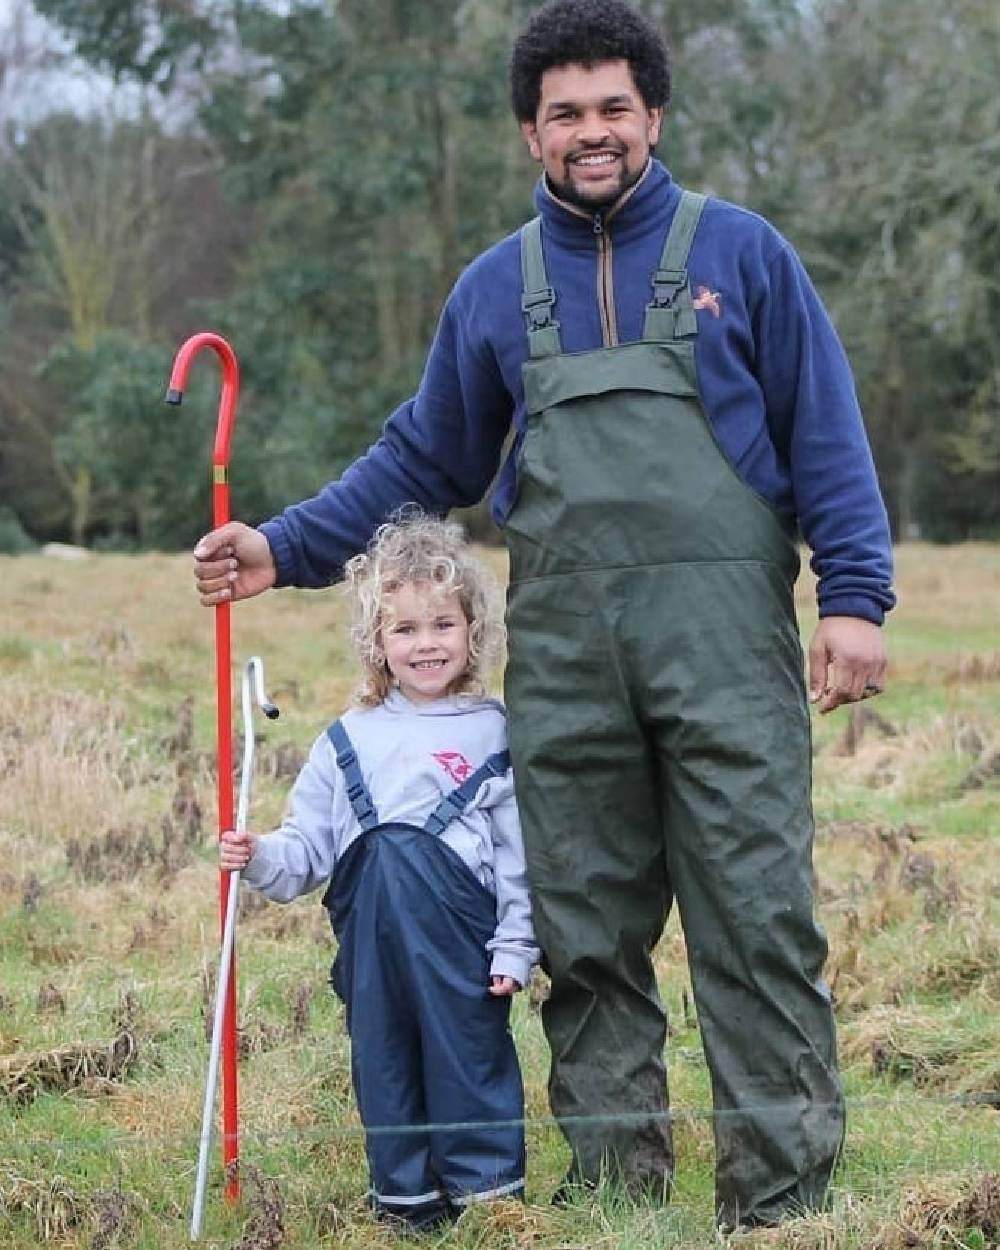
241, 734, 341, 902
260, 280, 514, 589
484, 772, 540, 987
753, 240, 895, 623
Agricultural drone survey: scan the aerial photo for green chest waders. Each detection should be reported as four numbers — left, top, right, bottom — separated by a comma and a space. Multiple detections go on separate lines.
503, 191, 844, 1225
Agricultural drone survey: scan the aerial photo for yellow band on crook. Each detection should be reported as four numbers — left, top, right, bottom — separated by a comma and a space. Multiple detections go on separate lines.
213, 465, 228, 485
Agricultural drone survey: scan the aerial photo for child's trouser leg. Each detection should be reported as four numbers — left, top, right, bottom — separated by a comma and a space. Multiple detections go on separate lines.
345, 915, 448, 1225
335, 829, 527, 1215
403, 839, 527, 1206
421, 987, 526, 1207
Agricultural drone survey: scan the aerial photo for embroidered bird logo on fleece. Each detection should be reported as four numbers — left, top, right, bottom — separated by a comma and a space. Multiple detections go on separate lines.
433, 751, 475, 784
692, 285, 722, 318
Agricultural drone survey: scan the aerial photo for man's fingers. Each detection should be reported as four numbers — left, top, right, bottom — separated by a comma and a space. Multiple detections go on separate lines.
199, 587, 233, 607
807, 638, 831, 703
194, 554, 236, 579
195, 567, 237, 594
817, 667, 889, 714
194, 524, 243, 560
815, 659, 853, 714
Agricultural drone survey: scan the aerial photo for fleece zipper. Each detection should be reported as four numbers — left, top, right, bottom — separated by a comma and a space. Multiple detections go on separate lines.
593, 211, 617, 347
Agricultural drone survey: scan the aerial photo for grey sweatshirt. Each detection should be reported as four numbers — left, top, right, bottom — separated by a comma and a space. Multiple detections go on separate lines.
243, 689, 539, 988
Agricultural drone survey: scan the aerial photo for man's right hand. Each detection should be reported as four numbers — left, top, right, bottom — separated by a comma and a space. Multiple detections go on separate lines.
193, 522, 277, 606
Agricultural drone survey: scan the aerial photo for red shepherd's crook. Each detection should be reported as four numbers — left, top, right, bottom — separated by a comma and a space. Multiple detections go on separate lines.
165, 333, 241, 1204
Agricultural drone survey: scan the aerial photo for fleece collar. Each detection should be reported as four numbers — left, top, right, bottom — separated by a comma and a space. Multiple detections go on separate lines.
533, 158, 681, 250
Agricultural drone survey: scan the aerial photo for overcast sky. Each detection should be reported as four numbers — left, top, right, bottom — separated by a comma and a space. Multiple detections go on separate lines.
0, 0, 142, 136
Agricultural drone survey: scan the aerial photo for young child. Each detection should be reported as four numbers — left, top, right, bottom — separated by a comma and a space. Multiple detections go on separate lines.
220, 512, 538, 1229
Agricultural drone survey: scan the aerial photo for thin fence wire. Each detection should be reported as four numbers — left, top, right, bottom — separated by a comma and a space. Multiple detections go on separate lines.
1, 1088, 997, 1159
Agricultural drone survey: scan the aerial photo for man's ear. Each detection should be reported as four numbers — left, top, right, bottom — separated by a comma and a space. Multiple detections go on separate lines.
647, 107, 664, 148
520, 120, 542, 162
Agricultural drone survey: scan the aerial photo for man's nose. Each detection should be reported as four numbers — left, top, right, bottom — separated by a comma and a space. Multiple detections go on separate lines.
577, 111, 611, 144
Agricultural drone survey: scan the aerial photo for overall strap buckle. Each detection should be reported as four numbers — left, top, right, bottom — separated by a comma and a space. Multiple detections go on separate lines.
326, 720, 379, 831
423, 791, 467, 837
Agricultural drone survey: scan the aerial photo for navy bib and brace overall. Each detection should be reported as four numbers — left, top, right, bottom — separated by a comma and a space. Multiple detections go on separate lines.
503, 191, 845, 1225
321, 721, 525, 1226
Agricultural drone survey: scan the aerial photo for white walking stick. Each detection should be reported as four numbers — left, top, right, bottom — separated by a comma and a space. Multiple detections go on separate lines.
191, 656, 279, 1240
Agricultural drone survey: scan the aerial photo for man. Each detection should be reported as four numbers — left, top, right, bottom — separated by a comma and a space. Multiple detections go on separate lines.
194, 0, 894, 1229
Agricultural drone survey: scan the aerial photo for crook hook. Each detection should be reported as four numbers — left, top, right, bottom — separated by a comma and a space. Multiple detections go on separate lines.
165, 332, 240, 472
236, 657, 280, 835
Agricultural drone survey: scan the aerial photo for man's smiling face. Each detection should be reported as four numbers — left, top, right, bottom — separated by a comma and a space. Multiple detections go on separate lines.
520, 59, 663, 212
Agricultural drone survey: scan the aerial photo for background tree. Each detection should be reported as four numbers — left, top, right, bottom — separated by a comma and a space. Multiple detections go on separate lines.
1, 0, 996, 549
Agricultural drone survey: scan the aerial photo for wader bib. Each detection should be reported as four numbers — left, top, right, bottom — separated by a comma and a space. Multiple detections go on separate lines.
322, 722, 525, 1226
504, 191, 844, 1225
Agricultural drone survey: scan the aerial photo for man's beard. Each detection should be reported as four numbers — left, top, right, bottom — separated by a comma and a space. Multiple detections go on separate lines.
548, 153, 646, 214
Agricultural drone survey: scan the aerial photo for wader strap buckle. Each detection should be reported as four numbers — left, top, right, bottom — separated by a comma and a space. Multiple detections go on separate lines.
644, 189, 708, 340
327, 720, 380, 831
521, 287, 557, 330
648, 267, 688, 309
520, 216, 563, 358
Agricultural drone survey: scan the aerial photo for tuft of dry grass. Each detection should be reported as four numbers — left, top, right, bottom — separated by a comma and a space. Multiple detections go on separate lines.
868, 1171, 1000, 1249
943, 652, 1000, 685
0, 1171, 87, 1241
842, 1005, 1000, 1104
816, 711, 999, 800
453, 1195, 549, 1246
0, 1025, 138, 1105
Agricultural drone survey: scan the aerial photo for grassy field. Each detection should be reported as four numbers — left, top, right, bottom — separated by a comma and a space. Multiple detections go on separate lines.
1, 542, 997, 1249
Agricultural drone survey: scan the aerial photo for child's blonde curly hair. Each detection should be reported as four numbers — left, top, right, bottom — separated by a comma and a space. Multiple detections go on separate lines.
344, 510, 504, 707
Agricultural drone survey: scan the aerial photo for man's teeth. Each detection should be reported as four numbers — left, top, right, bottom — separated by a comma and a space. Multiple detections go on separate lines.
575, 153, 617, 165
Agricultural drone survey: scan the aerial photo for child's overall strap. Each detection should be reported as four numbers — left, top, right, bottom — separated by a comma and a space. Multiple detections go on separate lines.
423, 750, 511, 837
327, 720, 379, 831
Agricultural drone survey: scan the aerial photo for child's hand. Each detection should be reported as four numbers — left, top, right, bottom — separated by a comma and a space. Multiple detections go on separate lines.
219, 830, 257, 872
489, 975, 521, 998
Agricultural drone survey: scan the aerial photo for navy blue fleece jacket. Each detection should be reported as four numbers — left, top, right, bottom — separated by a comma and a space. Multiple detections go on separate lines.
261, 160, 894, 623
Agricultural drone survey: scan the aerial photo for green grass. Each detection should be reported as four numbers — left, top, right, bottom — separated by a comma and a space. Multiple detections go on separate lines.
1, 544, 997, 1248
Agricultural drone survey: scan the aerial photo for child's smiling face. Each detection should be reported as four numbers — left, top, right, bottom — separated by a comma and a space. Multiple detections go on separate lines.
380, 581, 470, 704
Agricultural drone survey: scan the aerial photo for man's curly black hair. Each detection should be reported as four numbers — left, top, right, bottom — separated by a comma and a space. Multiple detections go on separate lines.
510, 0, 671, 122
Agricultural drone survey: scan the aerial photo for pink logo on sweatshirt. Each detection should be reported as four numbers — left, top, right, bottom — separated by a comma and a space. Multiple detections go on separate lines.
433, 750, 475, 783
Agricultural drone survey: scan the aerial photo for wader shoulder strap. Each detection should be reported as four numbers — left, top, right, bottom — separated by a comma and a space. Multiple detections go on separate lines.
520, 217, 562, 359
326, 720, 379, 831
423, 749, 511, 836
643, 189, 708, 342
